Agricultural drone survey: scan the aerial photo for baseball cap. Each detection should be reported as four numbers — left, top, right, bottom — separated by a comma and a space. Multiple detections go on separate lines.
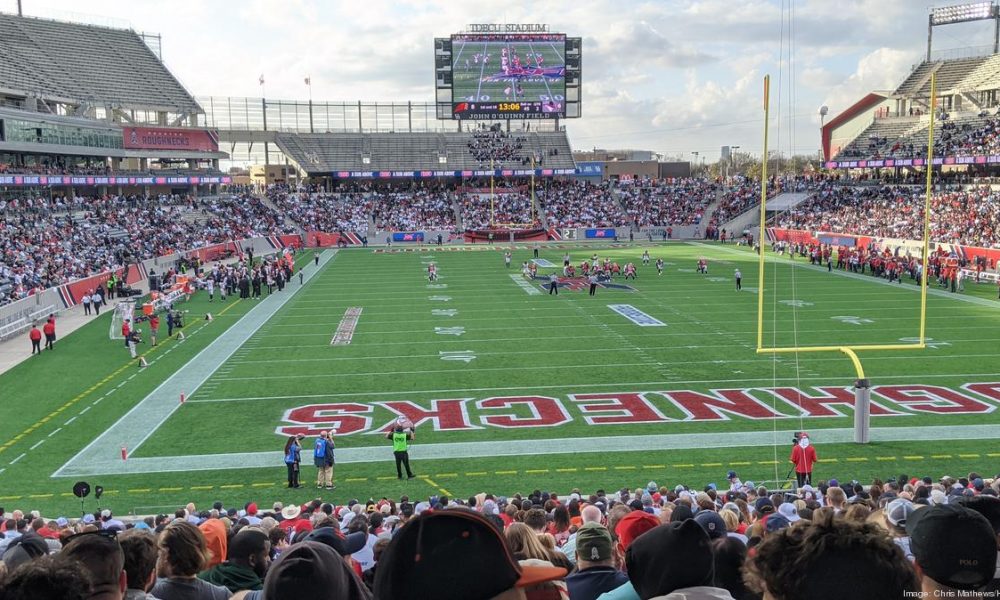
727, 470, 738, 480
626, 521, 714, 598
885, 498, 915, 528
615, 510, 660, 551
374, 509, 567, 600
907, 504, 997, 590
954, 495, 1000, 534
765, 514, 791, 533
754, 498, 774, 513
304, 527, 367, 556
575, 522, 614, 562
263, 542, 370, 599
694, 510, 726, 539
777, 502, 801, 523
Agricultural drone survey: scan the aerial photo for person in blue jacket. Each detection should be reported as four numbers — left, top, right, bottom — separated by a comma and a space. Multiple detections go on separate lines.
283, 434, 304, 488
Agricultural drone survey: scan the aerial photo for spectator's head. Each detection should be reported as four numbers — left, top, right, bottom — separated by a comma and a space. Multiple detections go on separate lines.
198, 518, 227, 569
59, 530, 126, 600
747, 512, 918, 600
303, 527, 367, 557
1, 533, 49, 572
227, 527, 270, 578
694, 510, 727, 540
907, 503, 997, 592
626, 520, 714, 597
505, 522, 550, 562
523, 508, 547, 533
118, 530, 157, 593
374, 509, 566, 600
262, 541, 371, 600
0, 555, 93, 600
575, 523, 614, 568
580, 504, 603, 525
712, 537, 749, 600
156, 520, 211, 578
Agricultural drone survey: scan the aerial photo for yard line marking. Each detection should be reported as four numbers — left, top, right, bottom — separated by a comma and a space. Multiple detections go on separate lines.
10, 453, 26, 464
128, 488, 151, 493
585, 467, 608, 471
65, 417, 77, 425
845, 457, 868, 462
903, 455, 925, 460
219, 484, 244, 489
434, 473, 458, 478
190, 485, 214, 491
465, 471, 488, 476
421, 476, 452, 496
931, 454, 953, 459
28, 493, 53, 499
29, 440, 45, 450
47, 428, 63, 437
673, 464, 695, 468
556, 468, 579, 473
159, 487, 184, 492
613, 466, 637, 470
958, 453, 981, 458
251, 482, 275, 488
875, 456, 897, 461
495, 470, 518, 475
345, 478, 368, 483
526, 469, 551, 474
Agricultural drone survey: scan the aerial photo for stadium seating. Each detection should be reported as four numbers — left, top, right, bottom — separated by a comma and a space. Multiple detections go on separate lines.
0, 13, 200, 113
539, 180, 627, 228
274, 131, 577, 172
0, 193, 294, 306
777, 184, 1000, 248
619, 178, 717, 227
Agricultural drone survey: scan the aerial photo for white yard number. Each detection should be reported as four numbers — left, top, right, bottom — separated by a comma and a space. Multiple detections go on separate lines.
439, 350, 476, 363
432, 309, 458, 317
435, 327, 466, 336
899, 337, 950, 349
429, 296, 452, 302
427, 284, 448, 289
780, 300, 814, 307
832, 315, 874, 326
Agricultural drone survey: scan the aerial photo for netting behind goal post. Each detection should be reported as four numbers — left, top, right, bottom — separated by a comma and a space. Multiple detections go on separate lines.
109, 301, 135, 340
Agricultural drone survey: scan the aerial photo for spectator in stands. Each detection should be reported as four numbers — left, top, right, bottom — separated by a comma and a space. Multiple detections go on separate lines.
625, 520, 736, 600
745, 512, 918, 599
374, 510, 567, 600
565, 522, 628, 600
150, 521, 231, 600
0, 555, 94, 600
253, 541, 370, 600
199, 527, 269, 593
59, 530, 127, 600
907, 503, 997, 595
119, 529, 160, 600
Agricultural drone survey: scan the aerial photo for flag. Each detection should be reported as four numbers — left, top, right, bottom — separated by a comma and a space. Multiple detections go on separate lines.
304, 76, 311, 86
258, 74, 265, 86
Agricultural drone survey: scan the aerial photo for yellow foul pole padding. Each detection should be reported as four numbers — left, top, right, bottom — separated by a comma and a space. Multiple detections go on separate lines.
756, 75, 770, 351
919, 73, 936, 344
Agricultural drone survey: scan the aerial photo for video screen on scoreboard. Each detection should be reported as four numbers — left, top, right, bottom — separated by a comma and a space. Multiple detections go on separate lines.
451, 33, 567, 119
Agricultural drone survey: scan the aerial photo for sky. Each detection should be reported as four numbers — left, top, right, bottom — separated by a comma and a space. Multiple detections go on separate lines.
5, 0, 999, 161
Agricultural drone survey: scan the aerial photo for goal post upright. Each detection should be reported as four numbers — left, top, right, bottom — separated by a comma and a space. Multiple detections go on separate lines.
753, 74, 936, 444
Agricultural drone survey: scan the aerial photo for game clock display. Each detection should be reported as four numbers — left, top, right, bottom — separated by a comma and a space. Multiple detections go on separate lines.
451, 33, 567, 119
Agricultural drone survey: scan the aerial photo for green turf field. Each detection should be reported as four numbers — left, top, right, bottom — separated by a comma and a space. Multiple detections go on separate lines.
2, 242, 999, 517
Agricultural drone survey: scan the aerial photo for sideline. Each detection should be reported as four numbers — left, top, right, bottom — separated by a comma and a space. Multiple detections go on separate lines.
53, 250, 337, 478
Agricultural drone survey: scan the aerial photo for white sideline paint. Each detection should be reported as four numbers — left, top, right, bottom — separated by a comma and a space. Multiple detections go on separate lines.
51, 424, 1000, 477
52, 250, 338, 479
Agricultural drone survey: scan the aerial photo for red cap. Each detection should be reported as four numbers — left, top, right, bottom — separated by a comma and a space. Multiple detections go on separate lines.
616, 510, 661, 550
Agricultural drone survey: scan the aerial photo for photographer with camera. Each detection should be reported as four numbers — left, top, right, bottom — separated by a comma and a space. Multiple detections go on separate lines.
789, 432, 817, 488
126, 327, 143, 359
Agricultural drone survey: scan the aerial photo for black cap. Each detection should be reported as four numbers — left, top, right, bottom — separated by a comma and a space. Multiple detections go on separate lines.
626, 521, 714, 598
263, 541, 371, 599
374, 509, 566, 600
907, 504, 997, 590
303, 527, 367, 556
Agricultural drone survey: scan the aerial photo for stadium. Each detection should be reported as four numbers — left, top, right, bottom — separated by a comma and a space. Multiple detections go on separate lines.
0, 2, 999, 599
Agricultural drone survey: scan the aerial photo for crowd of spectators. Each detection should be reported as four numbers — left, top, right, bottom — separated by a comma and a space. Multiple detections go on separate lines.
0, 469, 997, 599
0, 193, 294, 306
837, 109, 1000, 160
777, 184, 1000, 248
620, 178, 717, 227
266, 190, 372, 235
461, 191, 540, 230
373, 191, 456, 232
540, 181, 627, 228
468, 126, 528, 167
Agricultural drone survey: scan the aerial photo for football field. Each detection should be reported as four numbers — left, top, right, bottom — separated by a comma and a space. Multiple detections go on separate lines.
452, 40, 565, 103
3, 242, 1000, 515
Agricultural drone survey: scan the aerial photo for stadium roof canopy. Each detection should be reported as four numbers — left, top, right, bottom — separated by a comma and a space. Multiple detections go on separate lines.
0, 13, 201, 116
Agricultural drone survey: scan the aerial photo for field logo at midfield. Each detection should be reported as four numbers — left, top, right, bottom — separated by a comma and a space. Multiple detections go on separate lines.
275, 383, 1000, 436
510, 274, 542, 295
331, 307, 363, 345
608, 304, 665, 327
